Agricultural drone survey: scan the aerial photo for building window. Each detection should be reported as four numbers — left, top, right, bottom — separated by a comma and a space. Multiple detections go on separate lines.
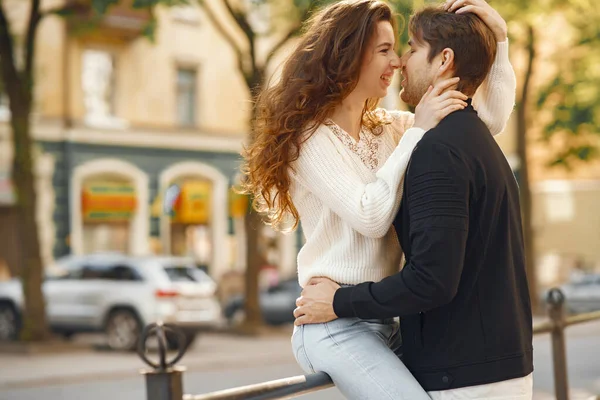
176, 68, 197, 127
81, 49, 127, 129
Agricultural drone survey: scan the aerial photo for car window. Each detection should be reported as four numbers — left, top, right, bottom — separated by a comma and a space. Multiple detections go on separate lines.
45, 258, 84, 280
105, 265, 143, 281
46, 267, 82, 280
81, 264, 110, 280
164, 266, 212, 283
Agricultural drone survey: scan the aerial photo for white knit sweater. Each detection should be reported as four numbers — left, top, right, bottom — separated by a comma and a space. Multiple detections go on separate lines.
290, 41, 516, 287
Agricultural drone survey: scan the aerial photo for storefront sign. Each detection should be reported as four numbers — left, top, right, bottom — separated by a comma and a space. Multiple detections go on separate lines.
171, 181, 212, 224
229, 188, 249, 218
81, 181, 136, 221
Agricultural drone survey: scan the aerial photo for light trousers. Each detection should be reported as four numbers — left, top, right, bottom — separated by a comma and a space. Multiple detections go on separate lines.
292, 317, 533, 400
292, 317, 430, 400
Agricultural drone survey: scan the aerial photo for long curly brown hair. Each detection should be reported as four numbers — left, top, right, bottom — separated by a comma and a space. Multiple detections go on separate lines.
242, 0, 398, 231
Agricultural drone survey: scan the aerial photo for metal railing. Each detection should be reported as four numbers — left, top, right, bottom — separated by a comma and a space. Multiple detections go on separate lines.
138, 287, 600, 400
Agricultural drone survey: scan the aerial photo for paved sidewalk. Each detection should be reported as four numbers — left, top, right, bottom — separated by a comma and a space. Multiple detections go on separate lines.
0, 331, 295, 389
2, 321, 599, 400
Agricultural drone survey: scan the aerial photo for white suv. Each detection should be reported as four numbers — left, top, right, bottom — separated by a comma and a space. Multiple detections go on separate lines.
0, 253, 222, 351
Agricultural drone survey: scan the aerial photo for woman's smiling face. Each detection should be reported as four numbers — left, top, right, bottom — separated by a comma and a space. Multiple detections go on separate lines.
354, 21, 401, 100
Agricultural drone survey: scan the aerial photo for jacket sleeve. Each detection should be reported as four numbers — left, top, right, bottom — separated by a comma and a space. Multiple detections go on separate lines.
333, 142, 471, 318
472, 40, 517, 136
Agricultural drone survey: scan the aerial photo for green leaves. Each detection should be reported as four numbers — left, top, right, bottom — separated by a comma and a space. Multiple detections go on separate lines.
91, 0, 119, 14
535, 6, 600, 169
141, 16, 158, 41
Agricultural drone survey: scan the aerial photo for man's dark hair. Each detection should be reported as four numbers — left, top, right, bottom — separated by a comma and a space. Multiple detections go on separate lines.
409, 7, 497, 95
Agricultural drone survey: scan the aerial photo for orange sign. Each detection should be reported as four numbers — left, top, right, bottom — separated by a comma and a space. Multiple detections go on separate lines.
81, 182, 136, 221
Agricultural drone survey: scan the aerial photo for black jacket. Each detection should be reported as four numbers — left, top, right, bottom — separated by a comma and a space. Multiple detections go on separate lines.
333, 103, 533, 391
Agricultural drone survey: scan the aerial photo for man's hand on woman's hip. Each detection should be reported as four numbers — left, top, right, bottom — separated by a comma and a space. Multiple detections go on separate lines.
294, 277, 341, 326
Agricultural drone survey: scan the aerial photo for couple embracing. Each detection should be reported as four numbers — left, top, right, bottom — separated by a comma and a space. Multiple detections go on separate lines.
243, 0, 533, 399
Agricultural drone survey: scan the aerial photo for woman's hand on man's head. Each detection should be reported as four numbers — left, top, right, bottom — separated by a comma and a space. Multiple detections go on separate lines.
444, 0, 508, 42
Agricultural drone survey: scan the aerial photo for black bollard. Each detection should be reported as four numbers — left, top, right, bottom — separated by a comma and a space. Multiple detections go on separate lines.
143, 367, 186, 400
546, 288, 569, 400
138, 322, 188, 400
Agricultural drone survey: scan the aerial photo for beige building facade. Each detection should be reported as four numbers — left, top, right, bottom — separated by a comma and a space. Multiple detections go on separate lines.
0, 0, 598, 286
0, 0, 299, 282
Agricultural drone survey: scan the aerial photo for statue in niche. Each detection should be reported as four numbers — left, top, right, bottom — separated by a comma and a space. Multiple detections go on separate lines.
82, 49, 127, 129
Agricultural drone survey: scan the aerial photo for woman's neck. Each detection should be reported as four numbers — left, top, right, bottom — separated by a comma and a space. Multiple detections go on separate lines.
330, 92, 366, 141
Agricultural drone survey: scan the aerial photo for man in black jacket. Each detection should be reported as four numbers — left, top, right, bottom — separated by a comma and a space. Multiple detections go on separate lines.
293, 5, 534, 398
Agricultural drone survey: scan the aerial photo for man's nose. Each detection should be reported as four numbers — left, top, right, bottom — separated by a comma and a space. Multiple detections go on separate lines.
399, 51, 409, 66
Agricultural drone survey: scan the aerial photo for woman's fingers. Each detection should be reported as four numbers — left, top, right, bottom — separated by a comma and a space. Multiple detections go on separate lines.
419, 85, 434, 103
438, 90, 469, 102
446, 0, 507, 41
456, 5, 481, 15
431, 77, 460, 97
424, 85, 434, 97
438, 98, 468, 110
447, 0, 467, 12
437, 104, 466, 120
445, 0, 484, 12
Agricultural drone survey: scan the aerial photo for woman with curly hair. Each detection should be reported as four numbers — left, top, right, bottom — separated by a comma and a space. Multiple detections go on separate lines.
242, 0, 516, 398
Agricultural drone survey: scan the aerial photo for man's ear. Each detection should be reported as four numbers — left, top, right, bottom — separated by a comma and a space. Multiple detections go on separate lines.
438, 48, 455, 75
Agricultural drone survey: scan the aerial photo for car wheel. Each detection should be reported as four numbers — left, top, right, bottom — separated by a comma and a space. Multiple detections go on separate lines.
105, 309, 141, 352
0, 303, 19, 341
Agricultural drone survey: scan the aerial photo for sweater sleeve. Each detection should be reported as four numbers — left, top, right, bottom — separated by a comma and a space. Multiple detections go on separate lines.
472, 40, 517, 136
291, 126, 425, 238
387, 40, 516, 139
333, 142, 470, 318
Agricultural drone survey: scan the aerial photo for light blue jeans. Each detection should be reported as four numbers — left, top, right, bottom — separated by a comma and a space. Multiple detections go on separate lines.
291, 317, 431, 400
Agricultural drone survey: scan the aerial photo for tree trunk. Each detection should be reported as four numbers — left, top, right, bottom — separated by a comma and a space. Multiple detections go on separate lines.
516, 25, 539, 314
241, 207, 264, 333
240, 78, 266, 333
11, 105, 50, 341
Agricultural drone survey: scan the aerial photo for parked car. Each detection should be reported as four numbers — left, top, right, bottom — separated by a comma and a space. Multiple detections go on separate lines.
558, 273, 600, 314
0, 253, 222, 351
224, 278, 302, 326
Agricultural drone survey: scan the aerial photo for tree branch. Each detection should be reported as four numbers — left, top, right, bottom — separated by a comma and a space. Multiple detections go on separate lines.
265, 23, 301, 66
200, 1, 245, 72
0, 0, 22, 99
265, 1, 315, 66
221, 0, 254, 43
24, 0, 42, 98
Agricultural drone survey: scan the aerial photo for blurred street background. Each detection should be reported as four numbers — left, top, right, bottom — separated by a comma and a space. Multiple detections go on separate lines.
0, 0, 599, 399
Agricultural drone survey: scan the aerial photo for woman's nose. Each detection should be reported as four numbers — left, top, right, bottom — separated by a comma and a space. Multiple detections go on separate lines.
391, 53, 401, 69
